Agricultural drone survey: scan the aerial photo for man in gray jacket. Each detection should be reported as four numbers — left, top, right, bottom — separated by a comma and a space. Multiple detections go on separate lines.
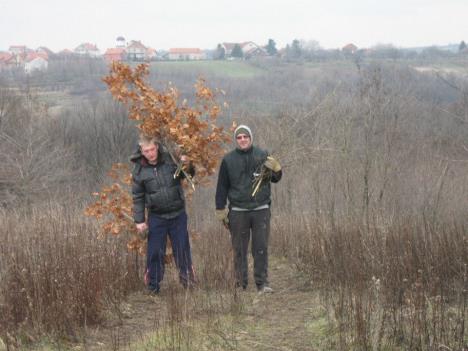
215, 125, 282, 293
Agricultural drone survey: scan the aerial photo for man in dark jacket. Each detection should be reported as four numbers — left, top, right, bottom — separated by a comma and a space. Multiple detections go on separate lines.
131, 135, 195, 294
215, 125, 282, 293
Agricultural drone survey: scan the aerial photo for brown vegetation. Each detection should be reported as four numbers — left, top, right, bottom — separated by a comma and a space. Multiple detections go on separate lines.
0, 59, 466, 350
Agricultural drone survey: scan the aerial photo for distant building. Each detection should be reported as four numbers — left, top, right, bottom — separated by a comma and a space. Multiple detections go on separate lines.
342, 43, 358, 54
8, 45, 27, 55
24, 53, 48, 74
74, 43, 100, 57
221, 43, 237, 57
146, 47, 157, 60
0, 52, 16, 70
104, 48, 127, 63
221, 41, 266, 59
36, 46, 54, 58
116, 36, 126, 48
240, 41, 267, 58
126, 40, 147, 61
168, 48, 204, 60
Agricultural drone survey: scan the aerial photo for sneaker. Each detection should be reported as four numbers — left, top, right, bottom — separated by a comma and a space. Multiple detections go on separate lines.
235, 281, 248, 290
258, 286, 274, 294
147, 287, 160, 296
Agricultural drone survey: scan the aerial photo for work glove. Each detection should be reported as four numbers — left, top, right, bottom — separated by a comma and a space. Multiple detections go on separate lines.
263, 156, 281, 172
215, 208, 229, 228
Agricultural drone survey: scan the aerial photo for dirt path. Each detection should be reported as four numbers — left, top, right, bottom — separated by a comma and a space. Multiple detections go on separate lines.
80, 257, 326, 351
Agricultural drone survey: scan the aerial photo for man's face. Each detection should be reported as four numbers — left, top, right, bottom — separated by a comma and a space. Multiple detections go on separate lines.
141, 143, 158, 164
236, 133, 252, 150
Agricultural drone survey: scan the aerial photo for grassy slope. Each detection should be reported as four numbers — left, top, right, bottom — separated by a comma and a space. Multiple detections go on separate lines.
149, 60, 265, 79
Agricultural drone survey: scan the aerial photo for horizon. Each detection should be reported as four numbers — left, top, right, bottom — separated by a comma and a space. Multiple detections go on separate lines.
1, 0, 467, 53
1, 39, 464, 54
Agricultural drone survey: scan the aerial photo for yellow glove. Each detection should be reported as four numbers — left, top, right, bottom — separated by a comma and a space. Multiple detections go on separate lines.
215, 208, 229, 228
264, 156, 281, 172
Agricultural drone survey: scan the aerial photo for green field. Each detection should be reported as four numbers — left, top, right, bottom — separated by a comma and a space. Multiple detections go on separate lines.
149, 60, 265, 78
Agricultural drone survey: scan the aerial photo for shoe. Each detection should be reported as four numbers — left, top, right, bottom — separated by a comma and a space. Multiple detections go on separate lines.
258, 286, 274, 294
235, 281, 248, 290
147, 287, 160, 296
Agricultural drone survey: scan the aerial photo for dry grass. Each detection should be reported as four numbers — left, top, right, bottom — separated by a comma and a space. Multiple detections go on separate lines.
272, 214, 467, 350
0, 61, 467, 350
0, 203, 142, 346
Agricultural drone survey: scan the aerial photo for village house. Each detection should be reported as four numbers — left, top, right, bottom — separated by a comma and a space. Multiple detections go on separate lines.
74, 43, 100, 57
146, 47, 157, 61
220, 43, 237, 57
7, 45, 32, 66
342, 43, 358, 55
0, 52, 16, 70
8, 45, 27, 56
126, 40, 147, 61
116, 36, 126, 48
168, 48, 204, 60
36, 46, 55, 58
240, 41, 267, 58
221, 42, 266, 59
103, 48, 127, 63
24, 52, 48, 74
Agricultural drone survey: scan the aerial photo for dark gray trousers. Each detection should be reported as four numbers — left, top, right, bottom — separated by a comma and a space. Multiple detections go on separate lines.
228, 208, 270, 289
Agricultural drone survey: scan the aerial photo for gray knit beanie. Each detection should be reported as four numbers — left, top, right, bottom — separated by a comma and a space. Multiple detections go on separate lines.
234, 124, 253, 144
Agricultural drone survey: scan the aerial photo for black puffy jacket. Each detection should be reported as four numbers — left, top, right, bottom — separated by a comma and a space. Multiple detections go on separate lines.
131, 147, 194, 222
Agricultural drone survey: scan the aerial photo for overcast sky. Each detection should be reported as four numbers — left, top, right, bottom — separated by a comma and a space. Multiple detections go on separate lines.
1, 0, 467, 52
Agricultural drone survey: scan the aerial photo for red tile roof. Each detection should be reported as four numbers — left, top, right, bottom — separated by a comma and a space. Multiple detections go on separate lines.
127, 40, 147, 50
0, 52, 14, 62
75, 43, 98, 51
342, 43, 358, 51
105, 48, 127, 55
26, 52, 48, 62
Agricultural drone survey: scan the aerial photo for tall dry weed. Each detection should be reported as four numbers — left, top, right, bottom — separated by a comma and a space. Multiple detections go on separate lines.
0, 203, 141, 344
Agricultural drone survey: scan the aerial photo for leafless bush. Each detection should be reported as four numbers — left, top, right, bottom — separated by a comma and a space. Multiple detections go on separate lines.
252, 63, 468, 349
0, 203, 141, 346
0, 89, 78, 207
62, 94, 137, 182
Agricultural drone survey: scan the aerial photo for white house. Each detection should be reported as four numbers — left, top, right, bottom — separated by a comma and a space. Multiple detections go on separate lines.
221, 42, 266, 58
74, 43, 100, 57
221, 43, 237, 56
8, 45, 27, 55
168, 48, 204, 60
116, 36, 126, 48
25, 55, 48, 74
240, 41, 267, 58
126, 40, 147, 61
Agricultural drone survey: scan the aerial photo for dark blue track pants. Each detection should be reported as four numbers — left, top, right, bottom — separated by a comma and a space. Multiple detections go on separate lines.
147, 211, 193, 292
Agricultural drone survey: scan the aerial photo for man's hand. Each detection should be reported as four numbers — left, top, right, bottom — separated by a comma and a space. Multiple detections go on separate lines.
215, 208, 229, 229
180, 155, 190, 165
264, 156, 281, 172
136, 222, 148, 233
136, 222, 148, 240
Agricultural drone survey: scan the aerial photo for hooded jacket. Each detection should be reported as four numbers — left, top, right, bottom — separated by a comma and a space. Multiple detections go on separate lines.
130, 145, 194, 222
